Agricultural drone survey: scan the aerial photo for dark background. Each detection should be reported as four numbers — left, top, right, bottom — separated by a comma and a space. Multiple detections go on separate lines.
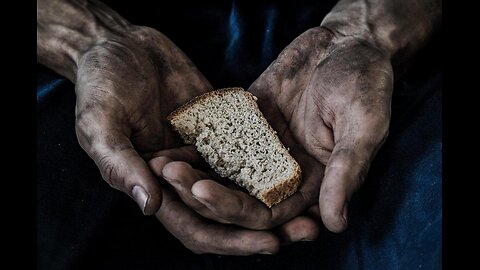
37, 0, 444, 269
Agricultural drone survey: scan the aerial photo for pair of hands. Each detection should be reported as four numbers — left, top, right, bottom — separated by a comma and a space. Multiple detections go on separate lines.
75, 25, 392, 254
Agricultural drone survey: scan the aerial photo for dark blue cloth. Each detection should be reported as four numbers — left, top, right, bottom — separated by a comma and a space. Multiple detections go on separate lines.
37, 1, 441, 269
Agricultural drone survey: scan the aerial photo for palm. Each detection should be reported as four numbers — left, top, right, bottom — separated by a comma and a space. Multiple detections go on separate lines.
251, 26, 391, 164
73, 26, 212, 215
250, 26, 393, 232
149, 27, 393, 233
75, 27, 212, 156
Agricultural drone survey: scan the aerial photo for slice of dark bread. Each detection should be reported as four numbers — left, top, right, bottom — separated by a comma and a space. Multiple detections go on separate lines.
167, 87, 301, 207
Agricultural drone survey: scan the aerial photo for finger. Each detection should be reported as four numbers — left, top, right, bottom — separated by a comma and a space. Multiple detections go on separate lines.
191, 180, 274, 229
271, 148, 324, 224
148, 145, 225, 183
190, 149, 324, 230
191, 177, 312, 230
148, 145, 206, 167
157, 161, 228, 222
156, 189, 280, 255
156, 159, 277, 229
149, 156, 210, 180
154, 151, 316, 230
76, 120, 162, 215
276, 216, 320, 245
148, 156, 174, 179
319, 118, 388, 233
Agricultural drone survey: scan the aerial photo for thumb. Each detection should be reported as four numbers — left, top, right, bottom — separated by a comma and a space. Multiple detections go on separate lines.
77, 125, 162, 215
319, 120, 388, 233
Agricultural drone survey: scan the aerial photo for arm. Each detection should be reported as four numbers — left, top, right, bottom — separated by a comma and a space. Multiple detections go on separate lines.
37, 0, 131, 81
38, 0, 182, 215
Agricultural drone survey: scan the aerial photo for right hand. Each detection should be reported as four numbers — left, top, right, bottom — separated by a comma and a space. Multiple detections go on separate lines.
155, 175, 320, 255
149, 151, 320, 255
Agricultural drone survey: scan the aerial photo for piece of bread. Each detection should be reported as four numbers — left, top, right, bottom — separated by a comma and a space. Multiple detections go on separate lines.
167, 87, 301, 207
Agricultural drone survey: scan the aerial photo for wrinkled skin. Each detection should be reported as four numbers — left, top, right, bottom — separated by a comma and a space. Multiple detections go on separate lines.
74, 26, 212, 214
149, 26, 393, 233
73, 26, 318, 254
251, 26, 392, 232
39, 0, 440, 256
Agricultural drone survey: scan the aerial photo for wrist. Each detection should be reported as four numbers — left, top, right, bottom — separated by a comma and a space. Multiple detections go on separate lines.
37, 0, 134, 81
320, 0, 441, 77
320, 18, 396, 60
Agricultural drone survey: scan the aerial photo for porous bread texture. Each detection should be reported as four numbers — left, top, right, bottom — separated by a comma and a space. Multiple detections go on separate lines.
167, 88, 301, 207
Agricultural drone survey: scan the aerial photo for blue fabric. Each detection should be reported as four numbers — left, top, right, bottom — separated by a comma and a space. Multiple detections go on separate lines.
37, 1, 441, 269
342, 73, 442, 270
37, 71, 65, 103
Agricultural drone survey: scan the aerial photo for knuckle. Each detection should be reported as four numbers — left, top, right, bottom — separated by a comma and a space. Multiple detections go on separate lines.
258, 210, 274, 229
356, 163, 369, 186
191, 228, 206, 244
75, 109, 106, 150
75, 111, 93, 143
227, 196, 245, 220
183, 230, 210, 254
75, 108, 100, 132
353, 155, 370, 184
330, 148, 370, 181
98, 154, 122, 190
163, 161, 191, 176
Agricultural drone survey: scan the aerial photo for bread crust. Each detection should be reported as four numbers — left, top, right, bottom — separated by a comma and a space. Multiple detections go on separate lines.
167, 87, 302, 208
167, 87, 246, 122
261, 163, 302, 207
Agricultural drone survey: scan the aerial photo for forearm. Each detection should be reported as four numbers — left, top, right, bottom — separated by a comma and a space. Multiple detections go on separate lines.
321, 0, 442, 75
37, 0, 133, 81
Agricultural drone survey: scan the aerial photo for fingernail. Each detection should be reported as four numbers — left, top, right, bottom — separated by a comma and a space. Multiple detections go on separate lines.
192, 194, 207, 204
132, 186, 149, 214
192, 194, 208, 204
192, 194, 214, 209
300, 238, 316, 242
165, 177, 183, 191
260, 251, 274, 255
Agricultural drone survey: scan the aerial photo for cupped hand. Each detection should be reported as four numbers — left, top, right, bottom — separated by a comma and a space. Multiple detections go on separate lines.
73, 25, 318, 254
155, 170, 320, 255
149, 145, 324, 231
249, 26, 393, 232
150, 26, 392, 233
149, 148, 320, 254
74, 26, 212, 214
